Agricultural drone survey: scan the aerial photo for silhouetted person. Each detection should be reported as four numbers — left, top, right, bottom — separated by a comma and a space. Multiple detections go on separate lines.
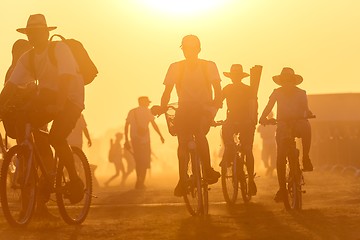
220, 64, 258, 196
5, 39, 32, 84
259, 67, 313, 202
104, 132, 127, 187
125, 96, 164, 190
0, 14, 86, 216
160, 35, 222, 197
257, 111, 277, 176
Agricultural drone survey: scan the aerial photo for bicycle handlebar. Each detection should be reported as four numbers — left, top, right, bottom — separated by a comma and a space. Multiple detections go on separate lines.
260, 115, 316, 126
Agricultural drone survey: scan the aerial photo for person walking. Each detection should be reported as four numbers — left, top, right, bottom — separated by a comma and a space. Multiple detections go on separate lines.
124, 96, 164, 190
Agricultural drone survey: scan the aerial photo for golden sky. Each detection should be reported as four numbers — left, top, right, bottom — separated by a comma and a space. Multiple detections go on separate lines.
1, 0, 360, 137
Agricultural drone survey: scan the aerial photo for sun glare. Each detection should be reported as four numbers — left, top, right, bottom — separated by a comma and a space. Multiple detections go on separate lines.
139, 0, 229, 16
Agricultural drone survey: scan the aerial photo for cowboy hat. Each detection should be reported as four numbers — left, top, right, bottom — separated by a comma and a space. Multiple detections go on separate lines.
223, 64, 250, 80
16, 14, 57, 34
273, 67, 303, 86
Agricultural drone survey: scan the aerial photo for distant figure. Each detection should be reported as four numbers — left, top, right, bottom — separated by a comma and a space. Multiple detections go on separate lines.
5, 39, 32, 84
160, 34, 222, 197
67, 113, 92, 149
259, 67, 313, 203
257, 111, 277, 176
125, 96, 164, 190
220, 64, 258, 196
104, 132, 127, 187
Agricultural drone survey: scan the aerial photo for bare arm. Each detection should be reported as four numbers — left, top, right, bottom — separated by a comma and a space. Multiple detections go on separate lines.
160, 84, 174, 110
212, 81, 222, 108
83, 127, 92, 147
259, 98, 276, 123
124, 121, 130, 143
150, 119, 164, 143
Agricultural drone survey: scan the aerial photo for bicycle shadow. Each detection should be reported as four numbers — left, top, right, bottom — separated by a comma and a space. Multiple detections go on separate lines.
289, 209, 360, 240
176, 215, 226, 240
226, 202, 309, 240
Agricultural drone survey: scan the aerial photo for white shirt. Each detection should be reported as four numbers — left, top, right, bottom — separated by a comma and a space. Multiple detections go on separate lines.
8, 41, 85, 110
126, 106, 154, 143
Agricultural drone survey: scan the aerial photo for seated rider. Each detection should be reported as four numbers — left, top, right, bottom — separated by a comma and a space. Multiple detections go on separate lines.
259, 67, 313, 202
220, 64, 258, 196
160, 34, 222, 197
0, 14, 85, 209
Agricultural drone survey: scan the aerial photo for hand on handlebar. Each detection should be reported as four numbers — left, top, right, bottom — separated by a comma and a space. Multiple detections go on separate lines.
150, 105, 166, 117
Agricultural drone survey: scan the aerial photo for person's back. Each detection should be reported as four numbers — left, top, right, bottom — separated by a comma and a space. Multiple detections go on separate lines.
223, 81, 256, 124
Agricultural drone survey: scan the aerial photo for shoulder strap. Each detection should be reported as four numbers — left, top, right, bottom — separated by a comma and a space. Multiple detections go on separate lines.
28, 49, 37, 80
48, 34, 67, 66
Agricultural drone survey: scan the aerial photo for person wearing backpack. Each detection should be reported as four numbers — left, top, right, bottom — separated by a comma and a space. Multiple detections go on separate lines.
0, 14, 87, 217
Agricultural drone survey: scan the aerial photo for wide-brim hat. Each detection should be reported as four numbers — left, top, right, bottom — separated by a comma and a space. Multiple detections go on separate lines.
16, 14, 57, 34
273, 67, 303, 86
223, 64, 250, 80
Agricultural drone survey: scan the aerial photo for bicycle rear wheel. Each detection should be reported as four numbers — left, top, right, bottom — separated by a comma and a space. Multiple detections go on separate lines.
0, 145, 37, 227
239, 154, 251, 203
183, 152, 205, 216
221, 155, 238, 205
284, 162, 302, 210
56, 147, 92, 224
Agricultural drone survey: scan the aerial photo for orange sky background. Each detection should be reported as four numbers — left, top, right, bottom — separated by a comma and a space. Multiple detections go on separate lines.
1, 0, 360, 138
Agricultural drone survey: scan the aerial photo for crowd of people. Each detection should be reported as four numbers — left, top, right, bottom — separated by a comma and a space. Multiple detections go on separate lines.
0, 13, 318, 219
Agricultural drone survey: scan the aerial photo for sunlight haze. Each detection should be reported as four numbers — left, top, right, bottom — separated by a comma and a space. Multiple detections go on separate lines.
1, 0, 360, 137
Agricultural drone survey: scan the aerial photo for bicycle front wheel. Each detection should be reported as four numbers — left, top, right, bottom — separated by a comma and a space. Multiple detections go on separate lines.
0, 145, 37, 227
56, 146, 92, 224
221, 155, 238, 205
285, 168, 302, 210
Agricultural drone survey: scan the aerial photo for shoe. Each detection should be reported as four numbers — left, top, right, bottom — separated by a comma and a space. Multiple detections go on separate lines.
174, 180, 186, 197
205, 168, 221, 185
67, 178, 85, 204
248, 180, 257, 196
274, 189, 285, 203
302, 157, 313, 172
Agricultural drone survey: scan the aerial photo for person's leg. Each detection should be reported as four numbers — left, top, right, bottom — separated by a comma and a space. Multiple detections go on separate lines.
221, 122, 236, 166
276, 138, 288, 194
300, 121, 313, 171
239, 125, 256, 195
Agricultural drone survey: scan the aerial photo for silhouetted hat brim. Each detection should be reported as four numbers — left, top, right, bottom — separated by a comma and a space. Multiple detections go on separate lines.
272, 74, 303, 86
16, 26, 57, 34
223, 72, 250, 79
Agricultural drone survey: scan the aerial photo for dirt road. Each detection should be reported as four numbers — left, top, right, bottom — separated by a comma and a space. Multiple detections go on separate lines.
1, 171, 360, 240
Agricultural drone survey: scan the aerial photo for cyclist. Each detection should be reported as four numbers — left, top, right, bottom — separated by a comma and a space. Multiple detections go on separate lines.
0, 14, 85, 207
259, 67, 313, 202
160, 35, 222, 197
220, 64, 258, 196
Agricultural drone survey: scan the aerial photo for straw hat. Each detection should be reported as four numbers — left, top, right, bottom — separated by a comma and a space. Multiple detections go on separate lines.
223, 64, 250, 80
273, 67, 303, 86
16, 14, 57, 34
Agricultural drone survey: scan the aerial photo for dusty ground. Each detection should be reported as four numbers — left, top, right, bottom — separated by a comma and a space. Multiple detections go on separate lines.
1, 171, 360, 240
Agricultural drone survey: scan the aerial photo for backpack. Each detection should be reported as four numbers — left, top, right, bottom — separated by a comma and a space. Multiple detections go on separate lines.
30, 34, 98, 85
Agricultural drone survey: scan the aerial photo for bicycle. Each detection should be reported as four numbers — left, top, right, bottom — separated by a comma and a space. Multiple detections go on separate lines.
261, 116, 315, 210
0, 122, 92, 227
152, 104, 211, 216
214, 121, 252, 205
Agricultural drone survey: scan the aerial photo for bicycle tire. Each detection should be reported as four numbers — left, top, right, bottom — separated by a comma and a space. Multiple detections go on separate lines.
221, 156, 238, 205
183, 151, 205, 216
284, 163, 302, 210
0, 145, 37, 227
56, 146, 92, 224
239, 154, 251, 203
